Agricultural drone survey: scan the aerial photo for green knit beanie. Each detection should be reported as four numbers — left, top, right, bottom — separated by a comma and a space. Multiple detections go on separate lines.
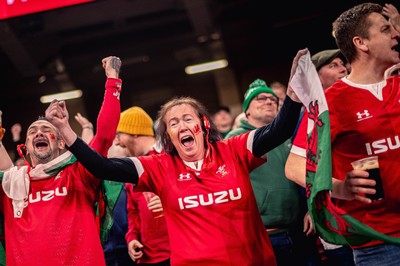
242, 79, 278, 113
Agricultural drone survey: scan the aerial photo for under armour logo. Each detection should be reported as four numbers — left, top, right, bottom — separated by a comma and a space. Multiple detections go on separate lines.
178, 173, 192, 181
356, 110, 372, 121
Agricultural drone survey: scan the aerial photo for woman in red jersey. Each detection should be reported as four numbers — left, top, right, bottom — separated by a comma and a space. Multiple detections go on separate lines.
46, 50, 309, 266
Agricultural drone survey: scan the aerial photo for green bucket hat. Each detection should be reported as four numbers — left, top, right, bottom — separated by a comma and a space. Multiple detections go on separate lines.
242, 78, 278, 113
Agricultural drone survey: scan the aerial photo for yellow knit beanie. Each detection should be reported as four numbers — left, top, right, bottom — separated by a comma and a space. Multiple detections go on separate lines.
117, 106, 154, 136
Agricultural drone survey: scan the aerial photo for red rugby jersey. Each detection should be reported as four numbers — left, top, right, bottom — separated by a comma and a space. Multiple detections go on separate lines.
133, 131, 276, 266
0, 78, 121, 266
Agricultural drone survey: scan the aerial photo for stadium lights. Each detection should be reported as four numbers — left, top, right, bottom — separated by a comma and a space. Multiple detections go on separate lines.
40, 90, 83, 103
185, 59, 228, 75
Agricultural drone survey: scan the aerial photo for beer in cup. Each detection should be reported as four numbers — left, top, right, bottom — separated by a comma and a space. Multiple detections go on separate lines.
351, 156, 384, 201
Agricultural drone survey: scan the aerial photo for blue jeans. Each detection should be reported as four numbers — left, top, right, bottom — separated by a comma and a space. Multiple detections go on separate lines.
324, 245, 355, 266
104, 247, 136, 266
269, 231, 294, 266
353, 244, 400, 266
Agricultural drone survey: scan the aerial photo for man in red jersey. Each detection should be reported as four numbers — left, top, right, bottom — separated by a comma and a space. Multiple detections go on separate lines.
288, 3, 400, 265
285, 48, 353, 266
115, 106, 170, 265
0, 56, 122, 266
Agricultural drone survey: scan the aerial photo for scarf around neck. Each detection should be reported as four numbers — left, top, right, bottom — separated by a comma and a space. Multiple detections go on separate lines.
0, 151, 76, 218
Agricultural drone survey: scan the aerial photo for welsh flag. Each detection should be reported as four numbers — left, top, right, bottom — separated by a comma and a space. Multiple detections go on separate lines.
289, 50, 400, 246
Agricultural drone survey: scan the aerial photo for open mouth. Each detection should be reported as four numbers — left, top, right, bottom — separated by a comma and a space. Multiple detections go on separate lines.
33, 138, 49, 150
181, 136, 194, 147
392, 43, 400, 53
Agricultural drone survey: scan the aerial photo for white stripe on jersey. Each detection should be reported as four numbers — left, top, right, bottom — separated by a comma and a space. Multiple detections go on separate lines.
247, 129, 256, 153
131, 157, 144, 177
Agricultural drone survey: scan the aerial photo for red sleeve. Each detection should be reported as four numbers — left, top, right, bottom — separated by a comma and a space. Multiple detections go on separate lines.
125, 183, 141, 243
79, 78, 122, 187
89, 78, 122, 156
292, 111, 308, 150
325, 90, 339, 142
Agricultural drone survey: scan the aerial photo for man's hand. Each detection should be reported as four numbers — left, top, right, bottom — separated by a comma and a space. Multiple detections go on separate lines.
383, 4, 400, 33
45, 99, 78, 147
287, 48, 309, 103
332, 170, 375, 204
74, 113, 94, 143
102, 56, 122, 79
11, 123, 22, 142
384, 63, 400, 78
45, 100, 69, 129
303, 212, 315, 237
127, 239, 144, 262
74, 113, 93, 129
147, 194, 164, 213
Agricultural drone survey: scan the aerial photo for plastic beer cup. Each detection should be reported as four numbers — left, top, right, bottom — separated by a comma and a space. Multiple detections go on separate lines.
351, 156, 384, 201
